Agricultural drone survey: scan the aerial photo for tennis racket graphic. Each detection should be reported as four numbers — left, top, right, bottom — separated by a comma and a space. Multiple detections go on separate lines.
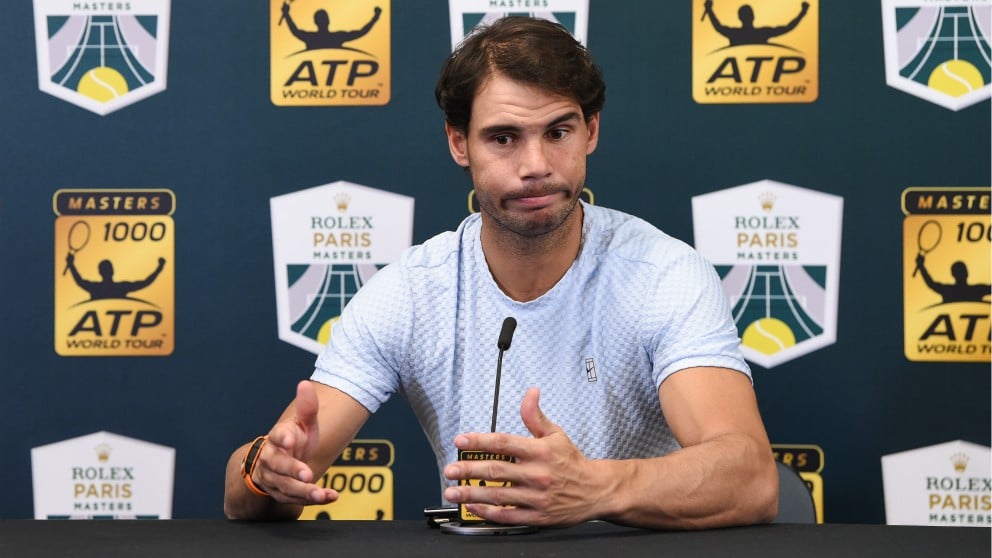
912, 220, 942, 277
62, 220, 91, 275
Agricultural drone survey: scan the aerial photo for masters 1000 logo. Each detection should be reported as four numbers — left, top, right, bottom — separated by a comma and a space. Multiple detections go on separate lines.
53, 189, 175, 356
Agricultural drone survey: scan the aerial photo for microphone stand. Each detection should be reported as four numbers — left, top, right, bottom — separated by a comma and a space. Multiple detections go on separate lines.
440, 319, 535, 536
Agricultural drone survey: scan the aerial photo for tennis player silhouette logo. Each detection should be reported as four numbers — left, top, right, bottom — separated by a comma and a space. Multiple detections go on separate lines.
913, 220, 990, 305
702, 0, 810, 47
279, 2, 382, 53
62, 221, 167, 304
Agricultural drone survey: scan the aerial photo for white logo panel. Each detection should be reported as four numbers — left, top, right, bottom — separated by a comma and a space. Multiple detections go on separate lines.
33, 0, 171, 115
31, 431, 175, 519
881, 0, 991, 111
270, 181, 414, 354
692, 180, 844, 368
882, 440, 991, 526
447, 0, 589, 50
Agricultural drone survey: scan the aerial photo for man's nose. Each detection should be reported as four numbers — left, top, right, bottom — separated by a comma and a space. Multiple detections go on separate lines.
518, 140, 553, 179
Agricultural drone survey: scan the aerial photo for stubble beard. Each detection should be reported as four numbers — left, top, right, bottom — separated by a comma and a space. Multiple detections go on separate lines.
477, 182, 583, 243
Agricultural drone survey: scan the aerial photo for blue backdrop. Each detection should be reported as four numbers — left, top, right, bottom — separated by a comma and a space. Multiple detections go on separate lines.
1, 0, 989, 523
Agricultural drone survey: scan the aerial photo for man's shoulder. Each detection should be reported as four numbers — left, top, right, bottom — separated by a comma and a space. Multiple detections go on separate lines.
585, 204, 695, 265
398, 213, 479, 270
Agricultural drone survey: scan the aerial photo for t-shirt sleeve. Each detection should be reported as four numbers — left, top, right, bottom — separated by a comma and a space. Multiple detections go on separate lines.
310, 263, 411, 413
647, 248, 751, 388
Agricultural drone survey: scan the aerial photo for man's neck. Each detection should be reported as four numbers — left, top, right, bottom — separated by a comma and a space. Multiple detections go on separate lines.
480, 205, 584, 302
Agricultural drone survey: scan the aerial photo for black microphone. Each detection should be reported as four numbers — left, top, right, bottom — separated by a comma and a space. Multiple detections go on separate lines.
491, 317, 517, 432
439, 316, 534, 536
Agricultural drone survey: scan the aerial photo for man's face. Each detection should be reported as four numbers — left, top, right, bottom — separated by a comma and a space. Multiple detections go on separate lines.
445, 74, 600, 240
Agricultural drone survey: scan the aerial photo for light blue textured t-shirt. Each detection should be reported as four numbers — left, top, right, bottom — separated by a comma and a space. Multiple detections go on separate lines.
312, 202, 749, 495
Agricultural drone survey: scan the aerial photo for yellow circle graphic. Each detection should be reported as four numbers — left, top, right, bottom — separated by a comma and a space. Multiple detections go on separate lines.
317, 316, 341, 346
927, 60, 985, 98
742, 317, 797, 355
77, 67, 129, 103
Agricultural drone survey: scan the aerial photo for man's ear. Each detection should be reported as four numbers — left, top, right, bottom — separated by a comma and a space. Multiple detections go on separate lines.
585, 113, 601, 155
444, 121, 470, 167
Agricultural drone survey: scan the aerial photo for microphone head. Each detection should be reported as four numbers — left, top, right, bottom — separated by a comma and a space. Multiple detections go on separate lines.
497, 317, 517, 351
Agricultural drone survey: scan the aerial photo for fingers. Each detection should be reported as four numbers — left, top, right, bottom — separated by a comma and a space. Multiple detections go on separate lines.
249, 380, 333, 505
520, 387, 560, 439
294, 380, 321, 430
444, 387, 562, 471
267, 381, 320, 453
443, 485, 555, 527
444, 481, 532, 509
443, 388, 578, 524
442, 435, 542, 507
252, 435, 338, 506
450, 431, 539, 464
444, 453, 529, 486
265, 381, 321, 480
250, 380, 338, 505
459, 502, 548, 527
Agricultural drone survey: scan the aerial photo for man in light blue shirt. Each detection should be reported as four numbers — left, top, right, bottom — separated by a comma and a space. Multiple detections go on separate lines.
225, 16, 778, 530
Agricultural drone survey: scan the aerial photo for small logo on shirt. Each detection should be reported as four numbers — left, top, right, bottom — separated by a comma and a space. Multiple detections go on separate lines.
584, 357, 598, 382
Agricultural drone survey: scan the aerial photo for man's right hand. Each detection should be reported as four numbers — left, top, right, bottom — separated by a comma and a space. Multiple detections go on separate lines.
251, 381, 339, 506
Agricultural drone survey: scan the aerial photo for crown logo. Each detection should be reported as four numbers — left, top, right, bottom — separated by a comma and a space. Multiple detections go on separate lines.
950, 452, 969, 473
759, 191, 776, 212
334, 193, 351, 213
95, 443, 111, 463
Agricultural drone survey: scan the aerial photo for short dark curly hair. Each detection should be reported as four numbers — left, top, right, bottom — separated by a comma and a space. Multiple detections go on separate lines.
435, 16, 606, 133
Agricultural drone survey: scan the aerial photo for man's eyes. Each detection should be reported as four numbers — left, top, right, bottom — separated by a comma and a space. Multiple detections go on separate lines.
490, 129, 569, 145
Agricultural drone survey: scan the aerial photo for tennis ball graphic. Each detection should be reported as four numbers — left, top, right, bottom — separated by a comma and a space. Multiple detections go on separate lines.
927, 60, 985, 98
742, 317, 796, 355
77, 67, 129, 103
317, 316, 341, 345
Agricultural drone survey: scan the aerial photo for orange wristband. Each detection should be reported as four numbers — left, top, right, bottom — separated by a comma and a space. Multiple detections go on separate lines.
240, 436, 270, 497
243, 471, 269, 497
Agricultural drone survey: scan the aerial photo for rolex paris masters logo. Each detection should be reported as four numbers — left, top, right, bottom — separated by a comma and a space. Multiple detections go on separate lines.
447, 0, 590, 50
692, 180, 844, 368
882, 0, 991, 111
31, 431, 175, 520
33, 0, 171, 116
270, 181, 413, 354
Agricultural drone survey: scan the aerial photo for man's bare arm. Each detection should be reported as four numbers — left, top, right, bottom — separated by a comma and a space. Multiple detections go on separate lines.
444, 367, 777, 529
595, 367, 778, 528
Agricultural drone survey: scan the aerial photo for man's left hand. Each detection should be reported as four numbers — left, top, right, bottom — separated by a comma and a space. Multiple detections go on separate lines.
442, 387, 604, 527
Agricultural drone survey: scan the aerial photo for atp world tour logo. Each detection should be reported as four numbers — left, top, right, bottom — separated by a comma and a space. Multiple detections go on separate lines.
881, 0, 991, 111
271, 181, 413, 354
693, 0, 819, 104
270, 0, 391, 106
447, 0, 589, 50
33, 0, 171, 116
692, 180, 844, 368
